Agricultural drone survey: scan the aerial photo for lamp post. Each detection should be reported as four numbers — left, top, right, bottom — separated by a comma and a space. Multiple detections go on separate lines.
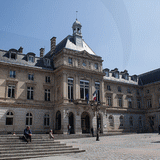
90, 100, 101, 141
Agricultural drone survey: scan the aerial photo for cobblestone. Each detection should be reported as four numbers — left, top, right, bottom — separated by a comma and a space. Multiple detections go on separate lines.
25, 133, 160, 160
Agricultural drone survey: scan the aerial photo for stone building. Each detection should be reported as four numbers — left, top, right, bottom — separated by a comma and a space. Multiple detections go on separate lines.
0, 19, 159, 134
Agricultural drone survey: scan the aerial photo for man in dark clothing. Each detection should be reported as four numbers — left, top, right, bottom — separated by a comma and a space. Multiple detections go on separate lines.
24, 126, 32, 143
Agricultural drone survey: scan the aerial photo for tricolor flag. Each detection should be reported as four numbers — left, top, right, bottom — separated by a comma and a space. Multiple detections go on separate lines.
93, 90, 97, 101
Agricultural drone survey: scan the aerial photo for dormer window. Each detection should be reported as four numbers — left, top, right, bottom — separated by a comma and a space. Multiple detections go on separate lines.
103, 69, 109, 77
11, 52, 16, 59
9, 49, 17, 60
113, 72, 119, 78
131, 75, 137, 82
44, 58, 50, 67
123, 74, 129, 80
27, 52, 35, 63
29, 55, 34, 62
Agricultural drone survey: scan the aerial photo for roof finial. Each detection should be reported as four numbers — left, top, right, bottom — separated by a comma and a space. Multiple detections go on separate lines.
76, 11, 78, 20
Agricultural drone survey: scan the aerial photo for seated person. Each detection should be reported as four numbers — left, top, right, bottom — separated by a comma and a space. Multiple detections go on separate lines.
49, 129, 54, 140
24, 126, 32, 143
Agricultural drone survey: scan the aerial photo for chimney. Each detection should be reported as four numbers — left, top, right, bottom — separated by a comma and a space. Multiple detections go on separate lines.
18, 46, 23, 53
40, 48, 44, 58
50, 37, 56, 52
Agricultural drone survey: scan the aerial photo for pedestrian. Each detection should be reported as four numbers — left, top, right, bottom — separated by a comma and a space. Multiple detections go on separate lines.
68, 124, 71, 135
91, 127, 94, 137
24, 126, 32, 143
49, 129, 54, 140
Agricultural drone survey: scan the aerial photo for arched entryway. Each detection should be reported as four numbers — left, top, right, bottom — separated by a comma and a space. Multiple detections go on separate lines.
55, 111, 61, 130
97, 114, 102, 133
81, 112, 90, 133
69, 112, 74, 134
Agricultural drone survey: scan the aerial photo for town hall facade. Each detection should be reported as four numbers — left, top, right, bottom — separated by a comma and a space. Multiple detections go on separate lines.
0, 19, 159, 134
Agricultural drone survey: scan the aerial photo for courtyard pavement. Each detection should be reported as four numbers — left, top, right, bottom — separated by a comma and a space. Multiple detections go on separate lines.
25, 133, 160, 160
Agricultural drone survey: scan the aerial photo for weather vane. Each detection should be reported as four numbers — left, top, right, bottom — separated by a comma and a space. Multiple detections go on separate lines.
76, 11, 78, 20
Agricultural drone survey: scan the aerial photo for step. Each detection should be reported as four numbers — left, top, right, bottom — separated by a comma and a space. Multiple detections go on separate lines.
0, 145, 73, 151
0, 147, 80, 154
0, 143, 66, 148
0, 149, 85, 158
0, 140, 60, 145
0, 150, 85, 160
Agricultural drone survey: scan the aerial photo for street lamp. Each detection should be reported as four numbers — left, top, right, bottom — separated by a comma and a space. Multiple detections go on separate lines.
90, 100, 101, 141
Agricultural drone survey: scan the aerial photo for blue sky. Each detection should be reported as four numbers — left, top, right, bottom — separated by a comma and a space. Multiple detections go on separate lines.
0, 0, 160, 75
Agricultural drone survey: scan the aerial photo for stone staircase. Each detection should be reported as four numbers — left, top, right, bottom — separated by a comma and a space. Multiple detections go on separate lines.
0, 134, 85, 160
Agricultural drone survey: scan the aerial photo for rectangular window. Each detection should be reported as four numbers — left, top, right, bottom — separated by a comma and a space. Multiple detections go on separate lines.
6, 118, 13, 125
118, 86, 121, 92
45, 76, 50, 83
128, 98, 132, 108
107, 85, 111, 91
10, 71, 16, 78
94, 63, 98, 70
107, 96, 112, 106
80, 80, 89, 100
68, 57, 72, 65
27, 87, 34, 100
29, 56, 34, 62
8, 85, 15, 98
118, 97, 122, 107
28, 74, 34, 81
95, 82, 100, 102
68, 78, 73, 101
147, 99, 152, 108
127, 88, 131, 94
45, 89, 50, 101
137, 99, 141, 108
11, 53, 16, 59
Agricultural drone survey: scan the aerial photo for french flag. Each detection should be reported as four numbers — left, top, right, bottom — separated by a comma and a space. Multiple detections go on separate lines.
93, 90, 97, 101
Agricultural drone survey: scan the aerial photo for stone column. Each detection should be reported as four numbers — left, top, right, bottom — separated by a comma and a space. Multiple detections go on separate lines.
63, 73, 67, 99
74, 111, 82, 134
75, 76, 79, 99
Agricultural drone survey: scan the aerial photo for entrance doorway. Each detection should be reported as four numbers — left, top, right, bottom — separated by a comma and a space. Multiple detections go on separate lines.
69, 112, 74, 134
81, 112, 90, 133
55, 111, 61, 130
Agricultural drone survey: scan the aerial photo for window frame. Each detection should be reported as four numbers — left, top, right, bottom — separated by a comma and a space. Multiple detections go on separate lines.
10, 71, 16, 78
45, 89, 50, 101
6, 111, 14, 125
26, 112, 33, 126
27, 87, 34, 100
44, 114, 50, 126
68, 78, 73, 101
80, 80, 89, 100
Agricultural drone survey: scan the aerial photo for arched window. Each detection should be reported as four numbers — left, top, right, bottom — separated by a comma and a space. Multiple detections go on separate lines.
44, 114, 50, 126
6, 111, 14, 125
119, 116, 124, 127
109, 115, 114, 127
26, 113, 32, 126
129, 116, 133, 127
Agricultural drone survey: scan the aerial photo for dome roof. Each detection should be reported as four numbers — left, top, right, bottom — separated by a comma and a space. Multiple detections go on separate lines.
72, 19, 82, 28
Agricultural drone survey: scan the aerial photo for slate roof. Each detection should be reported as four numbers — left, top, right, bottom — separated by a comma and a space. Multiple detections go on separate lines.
138, 68, 160, 85
50, 35, 96, 57
0, 49, 53, 70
